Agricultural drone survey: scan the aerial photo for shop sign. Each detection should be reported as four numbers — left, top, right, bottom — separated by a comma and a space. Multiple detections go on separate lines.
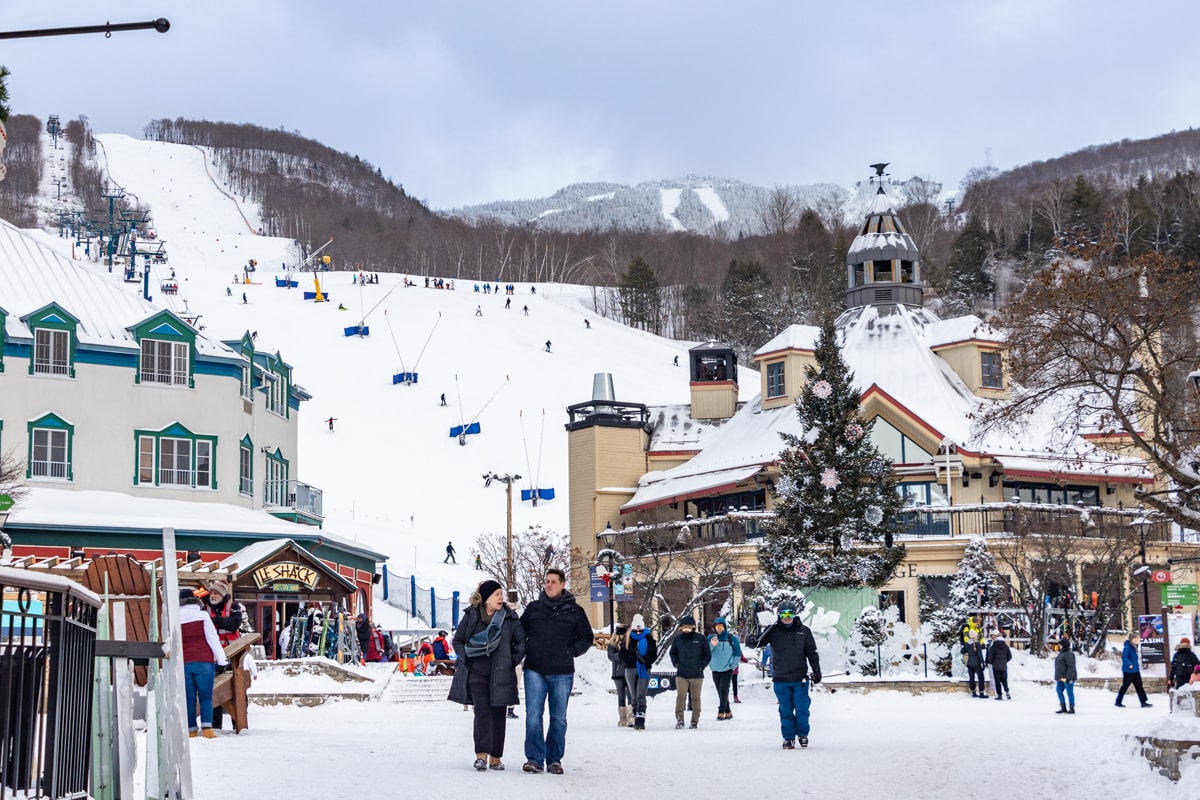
272, 582, 301, 593
251, 561, 320, 590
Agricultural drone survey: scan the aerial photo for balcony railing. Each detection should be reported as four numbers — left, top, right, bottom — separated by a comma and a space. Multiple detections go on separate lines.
610, 503, 1182, 552
896, 503, 1177, 542
264, 479, 323, 518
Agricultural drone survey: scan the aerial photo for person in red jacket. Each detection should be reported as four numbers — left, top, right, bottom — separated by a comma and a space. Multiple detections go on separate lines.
203, 581, 246, 729
367, 625, 389, 663
180, 588, 228, 739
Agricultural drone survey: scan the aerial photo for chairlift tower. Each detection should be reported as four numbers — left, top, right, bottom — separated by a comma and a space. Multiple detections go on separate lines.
99, 186, 126, 271
46, 114, 61, 149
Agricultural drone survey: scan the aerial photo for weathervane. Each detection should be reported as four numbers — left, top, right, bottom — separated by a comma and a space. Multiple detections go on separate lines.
869, 162, 890, 193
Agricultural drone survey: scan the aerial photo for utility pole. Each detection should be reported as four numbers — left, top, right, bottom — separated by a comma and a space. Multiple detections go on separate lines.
483, 472, 522, 599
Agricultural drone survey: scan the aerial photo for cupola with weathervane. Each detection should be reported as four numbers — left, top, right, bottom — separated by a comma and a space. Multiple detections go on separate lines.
845, 163, 923, 310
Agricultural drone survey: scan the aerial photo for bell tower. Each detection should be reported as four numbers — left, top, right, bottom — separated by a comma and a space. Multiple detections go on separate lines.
845, 163, 924, 309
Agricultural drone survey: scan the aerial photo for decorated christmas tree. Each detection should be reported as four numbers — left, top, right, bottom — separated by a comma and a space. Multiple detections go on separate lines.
758, 317, 906, 594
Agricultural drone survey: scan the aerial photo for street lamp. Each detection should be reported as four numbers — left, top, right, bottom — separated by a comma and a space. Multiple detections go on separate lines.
1131, 512, 1153, 617
596, 523, 624, 634
483, 471, 521, 597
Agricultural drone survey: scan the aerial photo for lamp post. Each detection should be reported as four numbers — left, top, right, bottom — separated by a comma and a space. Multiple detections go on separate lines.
597, 523, 623, 634
1132, 512, 1152, 618
483, 472, 521, 596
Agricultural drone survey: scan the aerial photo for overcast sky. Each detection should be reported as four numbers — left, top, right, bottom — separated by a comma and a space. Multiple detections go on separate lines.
2, 1, 1196, 210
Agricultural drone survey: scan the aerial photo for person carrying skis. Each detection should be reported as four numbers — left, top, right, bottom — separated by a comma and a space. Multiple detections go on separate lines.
747, 599, 821, 749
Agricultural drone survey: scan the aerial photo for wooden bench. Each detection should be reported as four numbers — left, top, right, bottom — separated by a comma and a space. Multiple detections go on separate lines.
212, 633, 261, 734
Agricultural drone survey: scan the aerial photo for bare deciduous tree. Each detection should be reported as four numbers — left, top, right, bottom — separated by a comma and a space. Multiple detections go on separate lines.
472, 525, 568, 605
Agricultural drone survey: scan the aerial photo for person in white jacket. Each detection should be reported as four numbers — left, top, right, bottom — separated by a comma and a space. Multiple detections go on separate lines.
179, 588, 229, 739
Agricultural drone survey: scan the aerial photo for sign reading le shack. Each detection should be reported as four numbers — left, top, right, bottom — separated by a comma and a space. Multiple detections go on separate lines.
251, 561, 320, 590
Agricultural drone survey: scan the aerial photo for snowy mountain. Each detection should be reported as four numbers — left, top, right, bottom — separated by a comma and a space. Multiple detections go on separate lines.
21, 133, 758, 590
447, 176, 849, 237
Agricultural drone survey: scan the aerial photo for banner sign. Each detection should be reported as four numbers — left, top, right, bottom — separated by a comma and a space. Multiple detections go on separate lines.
589, 566, 609, 602
252, 561, 320, 590
1138, 614, 1165, 664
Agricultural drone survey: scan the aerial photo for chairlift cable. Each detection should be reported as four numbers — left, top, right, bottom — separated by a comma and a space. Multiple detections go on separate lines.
384, 310, 407, 374
411, 312, 442, 371
520, 410, 535, 491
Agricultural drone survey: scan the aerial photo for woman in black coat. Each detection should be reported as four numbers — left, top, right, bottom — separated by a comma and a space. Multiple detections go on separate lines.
447, 580, 526, 771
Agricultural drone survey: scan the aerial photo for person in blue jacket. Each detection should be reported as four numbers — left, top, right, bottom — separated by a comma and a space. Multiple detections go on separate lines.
1115, 633, 1153, 708
708, 616, 743, 720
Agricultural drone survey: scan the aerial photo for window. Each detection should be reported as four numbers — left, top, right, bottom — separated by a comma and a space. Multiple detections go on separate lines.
27, 413, 73, 481
34, 329, 71, 375
263, 449, 290, 506
239, 437, 253, 496
981, 351, 1003, 389
133, 424, 217, 489
766, 362, 786, 398
130, 311, 196, 388
870, 417, 934, 465
266, 374, 287, 416
240, 364, 253, 400
23, 304, 78, 378
140, 339, 190, 385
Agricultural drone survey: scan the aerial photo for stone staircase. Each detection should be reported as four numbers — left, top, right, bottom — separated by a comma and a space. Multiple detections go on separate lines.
383, 673, 455, 704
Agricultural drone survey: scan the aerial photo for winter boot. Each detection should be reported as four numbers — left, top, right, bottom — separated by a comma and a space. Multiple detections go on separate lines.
675, 719, 685, 730
1056, 702, 1068, 714
618, 705, 630, 727
474, 754, 488, 771
1068, 705, 1075, 714
634, 713, 646, 730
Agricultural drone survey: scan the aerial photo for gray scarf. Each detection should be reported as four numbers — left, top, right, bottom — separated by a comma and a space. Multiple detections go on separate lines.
464, 607, 505, 657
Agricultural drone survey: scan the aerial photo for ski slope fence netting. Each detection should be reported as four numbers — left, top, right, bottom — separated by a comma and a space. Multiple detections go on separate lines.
383, 571, 460, 630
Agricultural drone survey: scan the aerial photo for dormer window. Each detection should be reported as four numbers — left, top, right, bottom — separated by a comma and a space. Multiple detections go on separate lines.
129, 311, 196, 388
766, 362, 786, 399
23, 303, 80, 378
27, 412, 74, 481
135, 423, 217, 489
981, 351, 1003, 389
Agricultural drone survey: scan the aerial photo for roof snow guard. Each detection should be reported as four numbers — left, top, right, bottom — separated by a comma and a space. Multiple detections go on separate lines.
622, 465, 762, 514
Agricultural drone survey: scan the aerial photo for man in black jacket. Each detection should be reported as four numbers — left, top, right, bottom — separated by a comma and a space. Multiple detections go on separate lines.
668, 615, 711, 729
749, 600, 821, 749
519, 568, 594, 775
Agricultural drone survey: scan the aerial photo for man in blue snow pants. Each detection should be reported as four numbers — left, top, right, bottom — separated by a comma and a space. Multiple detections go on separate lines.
749, 600, 821, 750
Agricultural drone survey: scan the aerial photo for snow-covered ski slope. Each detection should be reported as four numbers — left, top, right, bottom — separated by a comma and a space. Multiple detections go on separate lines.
48, 134, 756, 583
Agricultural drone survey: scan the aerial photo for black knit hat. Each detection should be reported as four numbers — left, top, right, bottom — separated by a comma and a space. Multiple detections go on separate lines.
179, 588, 199, 605
478, 579, 503, 603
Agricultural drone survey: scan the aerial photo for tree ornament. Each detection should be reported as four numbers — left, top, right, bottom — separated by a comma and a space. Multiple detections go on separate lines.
774, 476, 798, 498
812, 379, 833, 399
820, 468, 841, 490
793, 559, 812, 579
865, 505, 884, 526
845, 423, 864, 442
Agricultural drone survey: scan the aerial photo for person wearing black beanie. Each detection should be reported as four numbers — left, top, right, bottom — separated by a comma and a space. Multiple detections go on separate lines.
448, 579, 526, 771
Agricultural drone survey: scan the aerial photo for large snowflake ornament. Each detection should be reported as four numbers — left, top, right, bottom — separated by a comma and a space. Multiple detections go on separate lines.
820, 468, 841, 490
774, 476, 799, 499
855, 563, 874, 583
868, 459, 887, 477
811, 379, 833, 399
845, 423, 864, 442
793, 559, 812, 579
865, 505, 884, 526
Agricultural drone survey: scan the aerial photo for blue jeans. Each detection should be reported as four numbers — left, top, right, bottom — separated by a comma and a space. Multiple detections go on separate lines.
1056, 681, 1075, 707
184, 661, 216, 731
773, 680, 811, 741
523, 671, 573, 767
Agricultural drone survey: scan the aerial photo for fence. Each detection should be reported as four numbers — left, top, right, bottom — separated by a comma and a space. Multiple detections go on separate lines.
382, 572, 460, 630
0, 566, 101, 800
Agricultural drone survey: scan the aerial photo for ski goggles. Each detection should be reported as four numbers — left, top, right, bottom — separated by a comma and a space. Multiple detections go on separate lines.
778, 611, 795, 620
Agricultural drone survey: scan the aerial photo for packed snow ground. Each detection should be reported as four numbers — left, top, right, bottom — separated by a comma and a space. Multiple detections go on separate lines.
188, 649, 1195, 798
